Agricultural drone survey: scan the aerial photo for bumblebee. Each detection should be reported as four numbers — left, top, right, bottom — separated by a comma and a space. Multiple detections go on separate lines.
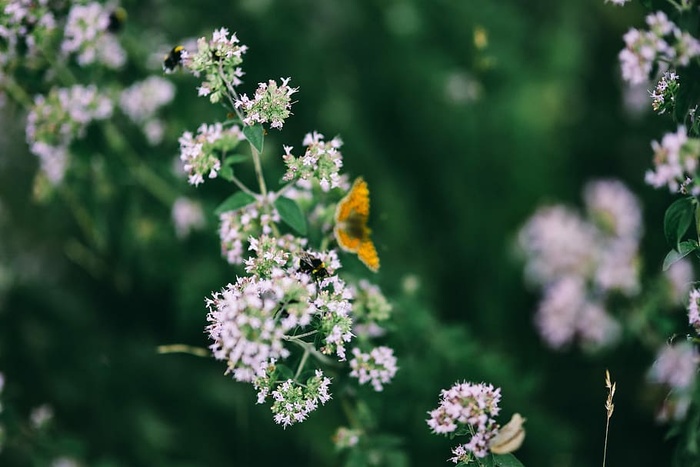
107, 7, 127, 33
298, 252, 329, 280
163, 45, 184, 73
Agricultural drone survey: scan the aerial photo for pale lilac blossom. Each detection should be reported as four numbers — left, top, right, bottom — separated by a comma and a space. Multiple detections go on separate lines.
119, 76, 176, 124
269, 370, 331, 428
648, 342, 698, 391
349, 346, 398, 391
178, 122, 245, 185
61, 2, 126, 69
665, 258, 693, 305
644, 126, 700, 194
235, 78, 298, 129
282, 131, 344, 191
427, 381, 501, 461
688, 289, 700, 333
171, 197, 205, 238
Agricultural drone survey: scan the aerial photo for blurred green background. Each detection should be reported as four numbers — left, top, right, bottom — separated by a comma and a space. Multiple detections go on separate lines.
0, 0, 684, 465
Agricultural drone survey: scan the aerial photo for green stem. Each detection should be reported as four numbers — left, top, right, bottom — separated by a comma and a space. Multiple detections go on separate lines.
231, 174, 257, 196
2, 76, 33, 108
157, 344, 210, 357
340, 396, 361, 429
294, 348, 310, 380
59, 186, 105, 252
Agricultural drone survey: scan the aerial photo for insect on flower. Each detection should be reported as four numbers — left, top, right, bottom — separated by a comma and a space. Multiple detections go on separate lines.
334, 177, 380, 272
107, 7, 127, 33
298, 252, 330, 280
163, 45, 185, 72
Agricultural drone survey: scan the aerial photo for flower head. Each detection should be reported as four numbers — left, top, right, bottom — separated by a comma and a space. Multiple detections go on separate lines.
178, 122, 245, 185
282, 132, 344, 190
427, 381, 501, 461
269, 370, 332, 428
349, 346, 398, 391
186, 28, 247, 102
171, 197, 205, 238
235, 78, 298, 129
61, 2, 126, 69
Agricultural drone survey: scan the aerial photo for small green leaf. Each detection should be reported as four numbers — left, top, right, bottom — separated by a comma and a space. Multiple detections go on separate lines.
219, 165, 234, 181
492, 453, 525, 467
662, 240, 699, 271
243, 124, 264, 154
214, 191, 256, 215
224, 154, 248, 166
664, 197, 695, 247
274, 196, 307, 235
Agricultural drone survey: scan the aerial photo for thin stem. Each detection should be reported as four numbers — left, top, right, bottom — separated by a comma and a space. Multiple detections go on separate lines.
231, 174, 257, 196
283, 330, 318, 340
340, 396, 360, 429
2, 76, 33, 108
603, 419, 610, 467
157, 344, 210, 357
250, 145, 268, 197
294, 348, 310, 380
59, 186, 105, 252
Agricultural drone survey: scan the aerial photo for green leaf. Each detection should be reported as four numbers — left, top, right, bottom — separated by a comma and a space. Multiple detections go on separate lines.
219, 165, 234, 181
664, 197, 695, 247
662, 240, 699, 271
274, 196, 307, 235
492, 453, 525, 467
214, 191, 256, 215
224, 154, 248, 166
243, 124, 264, 154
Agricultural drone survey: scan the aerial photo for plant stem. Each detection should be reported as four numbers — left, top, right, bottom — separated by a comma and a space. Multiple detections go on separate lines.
156, 344, 210, 357
294, 348, 310, 380
231, 174, 257, 196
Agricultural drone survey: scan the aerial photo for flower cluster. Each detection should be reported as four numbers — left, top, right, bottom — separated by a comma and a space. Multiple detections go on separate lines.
650, 71, 679, 115
648, 342, 699, 421
282, 132, 345, 191
688, 288, 700, 334
518, 179, 642, 350
171, 27, 399, 430
645, 125, 700, 195
61, 2, 126, 69
178, 122, 245, 186
219, 194, 282, 265
235, 78, 298, 130
119, 76, 175, 145
26, 85, 113, 185
427, 381, 502, 462
333, 426, 362, 449
619, 11, 700, 85
266, 370, 332, 428
0, 0, 56, 64
349, 346, 398, 391
186, 27, 247, 103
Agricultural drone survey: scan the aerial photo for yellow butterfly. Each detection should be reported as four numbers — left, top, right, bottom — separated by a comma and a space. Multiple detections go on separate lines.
334, 177, 380, 272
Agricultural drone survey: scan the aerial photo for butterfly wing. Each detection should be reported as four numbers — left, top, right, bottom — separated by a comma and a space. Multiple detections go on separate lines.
357, 238, 380, 272
334, 177, 380, 272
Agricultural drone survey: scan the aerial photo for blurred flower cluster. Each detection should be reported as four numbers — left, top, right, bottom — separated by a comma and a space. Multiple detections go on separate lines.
518, 179, 642, 350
